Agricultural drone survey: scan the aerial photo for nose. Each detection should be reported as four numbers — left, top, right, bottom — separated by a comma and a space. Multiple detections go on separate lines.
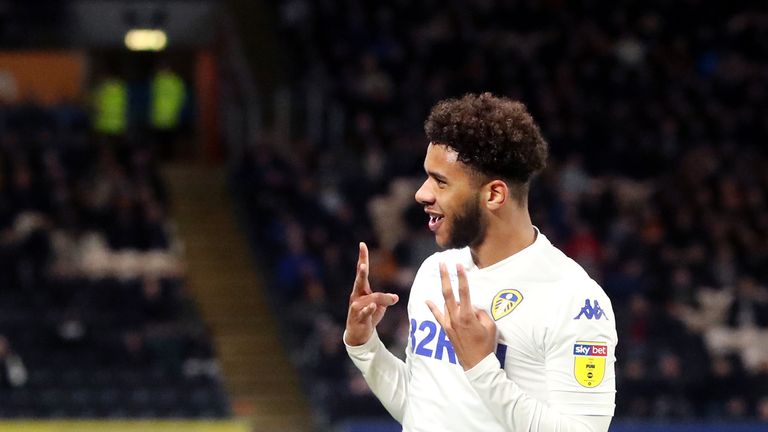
415, 179, 434, 205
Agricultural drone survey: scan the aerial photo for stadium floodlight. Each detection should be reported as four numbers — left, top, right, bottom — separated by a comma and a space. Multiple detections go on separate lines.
124, 28, 168, 51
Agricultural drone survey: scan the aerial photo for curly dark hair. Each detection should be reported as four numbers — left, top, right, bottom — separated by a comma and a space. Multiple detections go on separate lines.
424, 93, 549, 189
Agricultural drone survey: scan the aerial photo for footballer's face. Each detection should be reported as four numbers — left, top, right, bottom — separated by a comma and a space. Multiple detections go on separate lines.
415, 143, 487, 249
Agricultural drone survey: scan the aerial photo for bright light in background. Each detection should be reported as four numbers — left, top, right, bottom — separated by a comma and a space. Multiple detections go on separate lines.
124, 29, 168, 51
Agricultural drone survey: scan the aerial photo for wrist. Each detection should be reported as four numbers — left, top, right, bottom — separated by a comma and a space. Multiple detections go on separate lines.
465, 353, 501, 378
343, 328, 373, 346
461, 351, 493, 371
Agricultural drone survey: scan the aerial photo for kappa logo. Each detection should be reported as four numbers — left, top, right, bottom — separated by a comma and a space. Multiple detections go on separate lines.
491, 289, 523, 321
573, 299, 608, 320
573, 341, 608, 388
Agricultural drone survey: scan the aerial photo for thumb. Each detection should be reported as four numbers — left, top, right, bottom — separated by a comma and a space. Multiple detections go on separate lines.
369, 292, 399, 307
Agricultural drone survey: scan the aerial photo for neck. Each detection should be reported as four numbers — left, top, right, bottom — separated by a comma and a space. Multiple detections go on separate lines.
470, 205, 536, 269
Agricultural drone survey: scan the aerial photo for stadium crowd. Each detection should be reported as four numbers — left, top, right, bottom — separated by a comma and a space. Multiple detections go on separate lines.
234, 0, 768, 427
0, 92, 227, 417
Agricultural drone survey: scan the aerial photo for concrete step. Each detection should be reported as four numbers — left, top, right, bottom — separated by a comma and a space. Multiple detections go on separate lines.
164, 163, 311, 431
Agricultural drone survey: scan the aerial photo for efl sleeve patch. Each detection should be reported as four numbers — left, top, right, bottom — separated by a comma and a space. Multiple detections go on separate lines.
573, 342, 607, 388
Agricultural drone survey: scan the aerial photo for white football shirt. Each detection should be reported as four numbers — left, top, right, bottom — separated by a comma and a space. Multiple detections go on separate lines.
346, 230, 617, 432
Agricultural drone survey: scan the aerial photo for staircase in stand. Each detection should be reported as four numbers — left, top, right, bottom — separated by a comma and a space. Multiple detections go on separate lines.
165, 163, 311, 432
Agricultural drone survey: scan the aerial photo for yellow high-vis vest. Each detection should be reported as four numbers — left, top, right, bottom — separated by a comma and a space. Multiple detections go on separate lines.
150, 70, 186, 130
93, 78, 128, 135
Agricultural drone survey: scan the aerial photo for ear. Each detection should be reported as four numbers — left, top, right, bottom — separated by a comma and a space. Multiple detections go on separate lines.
484, 180, 507, 210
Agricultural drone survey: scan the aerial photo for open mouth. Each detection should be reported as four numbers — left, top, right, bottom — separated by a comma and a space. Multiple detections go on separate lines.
428, 214, 445, 232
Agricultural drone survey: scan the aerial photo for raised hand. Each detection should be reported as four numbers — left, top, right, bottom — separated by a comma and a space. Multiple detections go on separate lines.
345, 242, 399, 346
426, 263, 497, 371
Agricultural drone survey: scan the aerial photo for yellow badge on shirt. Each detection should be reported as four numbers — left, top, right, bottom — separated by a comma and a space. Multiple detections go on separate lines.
573, 341, 607, 388
491, 289, 523, 321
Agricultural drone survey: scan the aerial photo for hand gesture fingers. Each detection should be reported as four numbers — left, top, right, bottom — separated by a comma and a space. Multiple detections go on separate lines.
456, 264, 473, 321
364, 292, 399, 308
351, 242, 372, 299
354, 302, 377, 321
475, 308, 496, 334
426, 300, 446, 329
348, 290, 399, 321
427, 261, 498, 371
345, 242, 399, 346
439, 262, 458, 319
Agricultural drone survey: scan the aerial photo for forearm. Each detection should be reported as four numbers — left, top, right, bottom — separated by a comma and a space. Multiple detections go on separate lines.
345, 330, 409, 423
466, 355, 612, 432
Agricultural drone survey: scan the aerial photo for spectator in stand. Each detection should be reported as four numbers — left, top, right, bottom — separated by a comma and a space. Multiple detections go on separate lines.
233, 1, 768, 426
91, 71, 128, 145
148, 64, 187, 160
0, 95, 225, 417
0, 335, 26, 388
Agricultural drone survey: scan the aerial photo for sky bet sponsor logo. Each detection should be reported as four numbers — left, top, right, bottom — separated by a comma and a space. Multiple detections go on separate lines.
573, 341, 608, 387
573, 343, 608, 357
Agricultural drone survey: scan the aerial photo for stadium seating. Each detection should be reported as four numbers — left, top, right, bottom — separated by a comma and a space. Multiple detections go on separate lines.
235, 0, 768, 428
0, 101, 230, 418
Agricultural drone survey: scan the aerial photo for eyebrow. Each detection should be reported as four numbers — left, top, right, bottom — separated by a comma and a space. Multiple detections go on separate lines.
426, 170, 448, 183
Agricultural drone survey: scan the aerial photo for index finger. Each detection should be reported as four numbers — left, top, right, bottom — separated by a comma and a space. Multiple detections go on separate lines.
439, 262, 458, 318
352, 242, 372, 297
456, 263, 473, 319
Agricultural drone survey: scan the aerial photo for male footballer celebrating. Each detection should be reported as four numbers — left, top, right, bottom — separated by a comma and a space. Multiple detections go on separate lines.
345, 93, 617, 431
